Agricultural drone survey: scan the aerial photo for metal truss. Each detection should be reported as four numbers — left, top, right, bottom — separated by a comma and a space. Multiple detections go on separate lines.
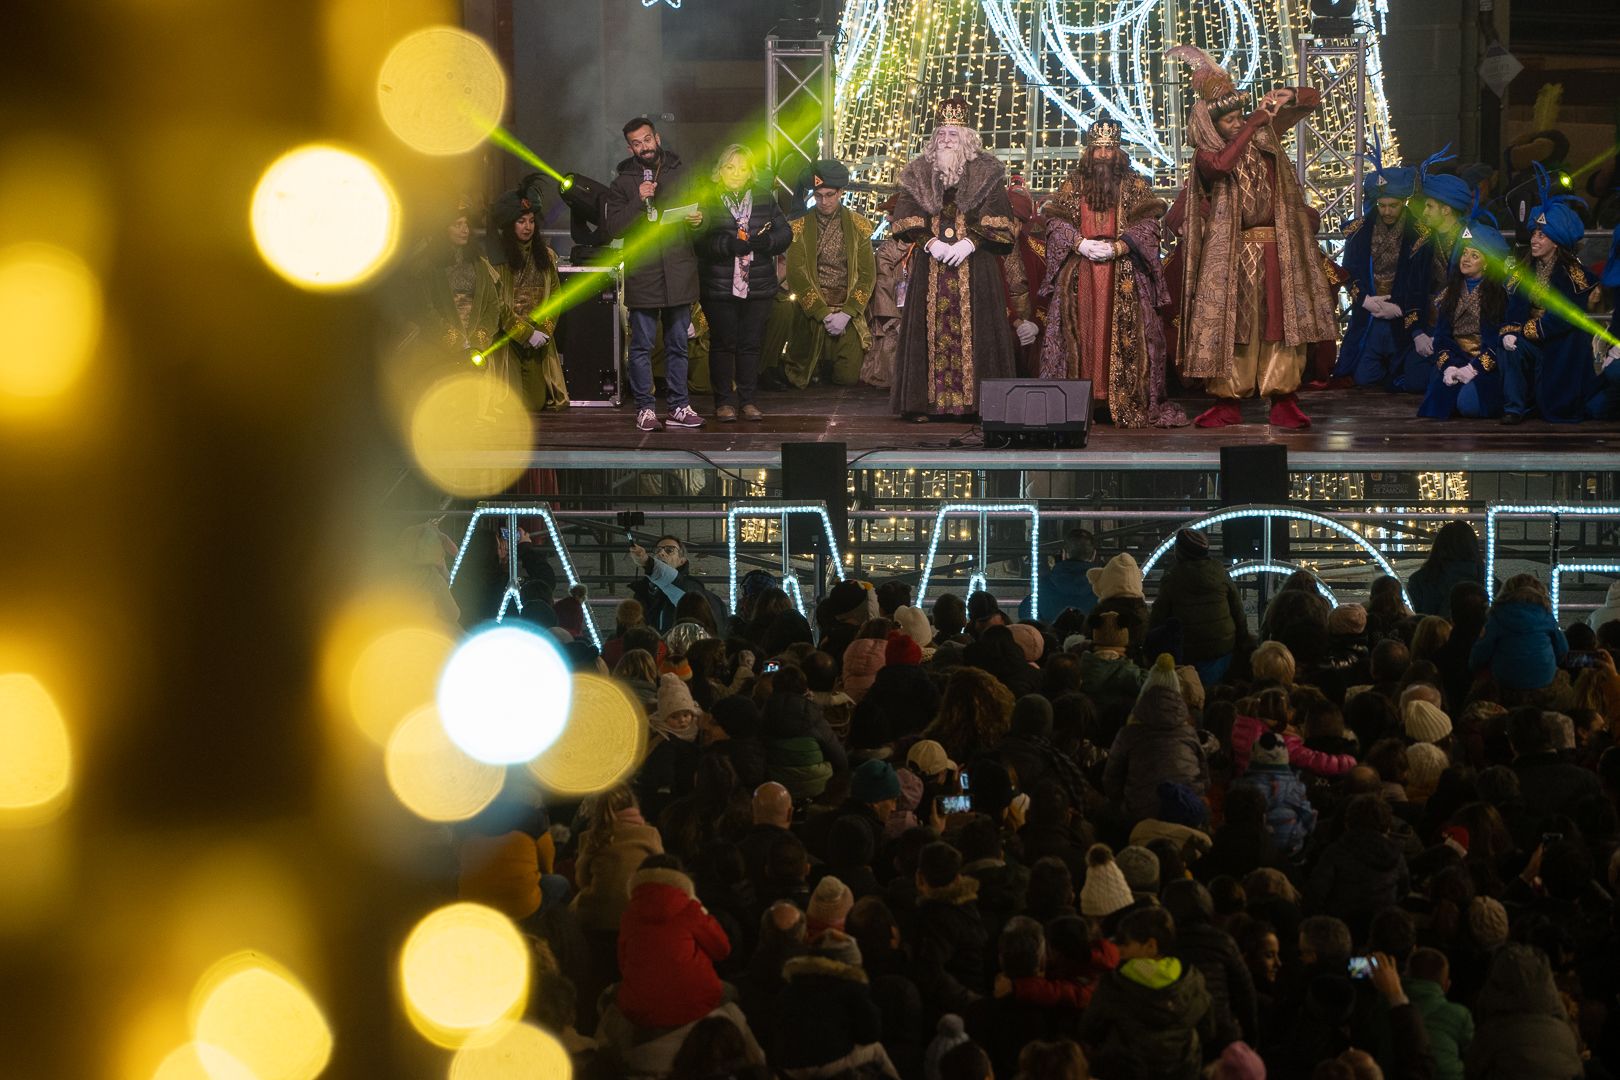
766, 35, 835, 202
1295, 34, 1368, 232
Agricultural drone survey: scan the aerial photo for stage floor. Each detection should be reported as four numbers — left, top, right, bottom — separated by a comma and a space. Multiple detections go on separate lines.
519, 384, 1620, 471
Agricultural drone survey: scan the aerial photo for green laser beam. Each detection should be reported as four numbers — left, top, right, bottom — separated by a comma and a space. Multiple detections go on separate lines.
1474, 247, 1618, 349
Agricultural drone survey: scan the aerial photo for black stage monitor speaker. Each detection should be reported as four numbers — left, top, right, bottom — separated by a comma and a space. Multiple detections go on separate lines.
554, 266, 622, 406
1219, 444, 1289, 560
782, 442, 848, 554
980, 379, 1092, 449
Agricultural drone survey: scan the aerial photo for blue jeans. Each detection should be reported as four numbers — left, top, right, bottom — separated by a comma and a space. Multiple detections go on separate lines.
1193, 653, 1232, 687
628, 306, 691, 412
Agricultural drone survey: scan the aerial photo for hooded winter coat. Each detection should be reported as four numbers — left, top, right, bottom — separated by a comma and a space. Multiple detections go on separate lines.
761, 692, 847, 800
1150, 556, 1250, 663
1464, 944, 1582, 1079
1076, 650, 1147, 717
616, 866, 731, 1029
1172, 922, 1259, 1050
1079, 957, 1216, 1079
848, 662, 941, 748
571, 816, 665, 932
773, 953, 884, 1070
1405, 977, 1472, 1080
1304, 827, 1409, 931
1104, 684, 1210, 823
911, 877, 990, 1013
1233, 762, 1318, 858
1469, 598, 1569, 691
841, 637, 889, 703
1229, 713, 1356, 777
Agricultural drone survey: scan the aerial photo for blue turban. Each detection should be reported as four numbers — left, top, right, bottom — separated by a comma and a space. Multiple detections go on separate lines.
1528, 162, 1588, 250
1362, 137, 1417, 202
1454, 222, 1510, 264
1417, 144, 1473, 212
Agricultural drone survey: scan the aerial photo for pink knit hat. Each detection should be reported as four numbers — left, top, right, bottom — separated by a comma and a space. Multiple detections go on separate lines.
807, 875, 854, 936
1009, 623, 1044, 663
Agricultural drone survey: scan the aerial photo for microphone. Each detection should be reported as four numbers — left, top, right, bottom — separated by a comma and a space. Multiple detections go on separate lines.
642, 168, 656, 222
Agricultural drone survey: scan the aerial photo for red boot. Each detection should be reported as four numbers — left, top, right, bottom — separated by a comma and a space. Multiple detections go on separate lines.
1268, 392, 1312, 429
1193, 399, 1244, 428
1303, 374, 1353, 391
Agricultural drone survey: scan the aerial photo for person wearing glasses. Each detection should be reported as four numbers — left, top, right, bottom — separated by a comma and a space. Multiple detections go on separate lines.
629, 535, 727, 634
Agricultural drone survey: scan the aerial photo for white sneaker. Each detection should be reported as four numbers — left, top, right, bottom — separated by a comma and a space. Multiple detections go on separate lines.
666, 405, 705, 428
635, 408, 662, 432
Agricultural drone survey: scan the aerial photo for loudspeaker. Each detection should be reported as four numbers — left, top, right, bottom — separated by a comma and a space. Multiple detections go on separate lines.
554, 265, 622, 406
782, 442, 848, 555
1219, 445, 1290, 559
980, 379, 1092, 449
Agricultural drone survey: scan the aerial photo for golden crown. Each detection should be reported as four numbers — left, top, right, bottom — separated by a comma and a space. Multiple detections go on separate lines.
1087, 120, 1122, 148
936, 96, 970, 126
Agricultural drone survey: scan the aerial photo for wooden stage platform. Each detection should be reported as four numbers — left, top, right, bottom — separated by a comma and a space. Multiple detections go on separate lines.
515, 384, 1620, 472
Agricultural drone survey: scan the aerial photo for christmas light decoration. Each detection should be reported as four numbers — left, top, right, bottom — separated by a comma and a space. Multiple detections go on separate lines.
1139, 504, 1409, 606
447, 506, 604, 649
833, 0, 1398, 204
726, 503, 849, 613
1483, 504, 1620, 597
1551, 564, 1620, 622
1226, 561, 1340, 607
916, 502, 1040, 612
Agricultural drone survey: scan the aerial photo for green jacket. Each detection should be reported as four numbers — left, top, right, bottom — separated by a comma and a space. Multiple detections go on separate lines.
1079, 957, 1215, 1080
1150, 557, 1250, 663
785, 207, 877, 348
1076, 651, 1146, 712
1405, 978, 1472, 1080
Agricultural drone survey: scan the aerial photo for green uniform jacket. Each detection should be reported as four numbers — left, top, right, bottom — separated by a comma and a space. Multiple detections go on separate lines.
786, 207, 877, 350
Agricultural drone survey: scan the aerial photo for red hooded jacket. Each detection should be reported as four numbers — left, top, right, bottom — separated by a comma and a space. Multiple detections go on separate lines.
616, 866, 731, 1028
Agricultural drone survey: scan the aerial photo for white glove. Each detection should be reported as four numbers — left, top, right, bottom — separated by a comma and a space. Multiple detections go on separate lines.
1374, 299, 1403, 320
1455, 365, 1478, 385
1414, 333, 1435, 358
824, 311, 852, 336
1442, 366, 1462, 386
1361, 294, 1386, 314
1605, 345, 1620, 370
1502, 334, 1519, 352
1078, 238, 1114, 262
944, 238, 976, 267
925, 238, 952, 263
527, 329, 549, 348
1015, 319, 1039, 346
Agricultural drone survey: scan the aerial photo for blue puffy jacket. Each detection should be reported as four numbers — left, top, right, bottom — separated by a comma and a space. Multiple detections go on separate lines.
1019, 559, 1100, 623
1233, 764, 1316, 858
1468, 600, 1568, 691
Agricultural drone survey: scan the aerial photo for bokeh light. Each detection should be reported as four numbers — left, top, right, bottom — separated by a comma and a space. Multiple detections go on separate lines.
377, 26, 507, 156
348, 625, 457, 746
449, 1021, 572, 1079
400, 903, 529, 1047
0, 243, 101, 411
151, 1041, 257, 1080
190, 953, 332, 1080
408, 373, 535, 497
249, 144, 399, 290
0, 672, 73, 826
437, 625, 572, 765
527, 675, 647, 796
385, 705, 505, 822
0, 135, 110, 260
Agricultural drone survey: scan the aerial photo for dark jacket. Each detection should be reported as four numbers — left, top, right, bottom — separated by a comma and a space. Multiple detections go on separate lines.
603, 150, 702, 309
1511, 750, 1602, 823
962, 857, 1029, 947
912, 877, 991, 1013
1408, 558, 1485, 620
1304, 828, 1410, 933
737, 821, 796, 893
1469, 600, 1568, 691
628, 558, 727, 634
849, 662, 940, 748
695, 184, 792, 302
1019, 558, 1101, 622
1172, 922, 1259, 1049
802, 798, 887, 866
1150, 556, 1249, 663
773, 954, 884, 1070
761, 692, 847, 801
1464, 944, 1583, 1080
1104, 685, 1210, 824
1079, 958, 1216, 1080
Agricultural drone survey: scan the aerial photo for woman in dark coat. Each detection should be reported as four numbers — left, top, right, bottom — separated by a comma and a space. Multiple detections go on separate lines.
1406, 521, 1486, 620
694, 145, 792, 421
962, 624, 1041, 698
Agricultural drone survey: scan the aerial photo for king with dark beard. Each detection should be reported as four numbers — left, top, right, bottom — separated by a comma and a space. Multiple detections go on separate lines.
889, 96, 1019, 420
1039, 121, 1186, 427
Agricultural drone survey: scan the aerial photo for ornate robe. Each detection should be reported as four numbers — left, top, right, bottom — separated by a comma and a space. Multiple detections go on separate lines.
762, 205, 877, 388
496, 241, 570, 410
1038, 169, 1184, 427
889, 153, 1019, 416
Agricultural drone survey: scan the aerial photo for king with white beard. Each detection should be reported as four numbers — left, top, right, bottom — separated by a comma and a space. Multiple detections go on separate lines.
889, 96, 1019, 420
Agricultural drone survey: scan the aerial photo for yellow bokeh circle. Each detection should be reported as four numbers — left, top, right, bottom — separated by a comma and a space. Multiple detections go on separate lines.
527, 675, 647, 796
0, 242, 100, 407
151, 1041, 257, 1080
450, 1021, 572, 1079
384, 705, 505, 822
377, 26, 508, 156
250, 143, 399, 290
408, 372, 533, 497
0, 672, 73, 827
400, 903, 529, 1047
348, 625, 456, 746
190, 952, 333, 1080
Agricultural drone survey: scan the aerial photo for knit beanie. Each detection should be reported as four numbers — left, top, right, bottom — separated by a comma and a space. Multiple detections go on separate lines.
810, 927, 863, 967
1468, 896, 1509, 949
850, 758, 901, 804
1092, 610, 1129, 649
654, 671, 698, 725
1406, 741, 1449, 791
1116, 844, 1161, 894
1009, 622, 1044, 663
894, 604, 934, 648
1086, 552, 1145, 601
807, 875, 855, 935
1158, 781, 1211, 828
884, 628, 923, 666
1212, 1041, 1267, 1080
1328, 602, 1368, 635
1011, 694, 1054, 738
1251, 731, 1291, 766
1140, 652, 1182, 697
1080, 844, 1135, 917
1404, 699, 1453, 743
1175, 528, 1210, 560
924, 1015, 970, 1080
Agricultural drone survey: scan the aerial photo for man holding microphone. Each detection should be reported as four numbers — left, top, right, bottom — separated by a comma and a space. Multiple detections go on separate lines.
605, 117, 707, 432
